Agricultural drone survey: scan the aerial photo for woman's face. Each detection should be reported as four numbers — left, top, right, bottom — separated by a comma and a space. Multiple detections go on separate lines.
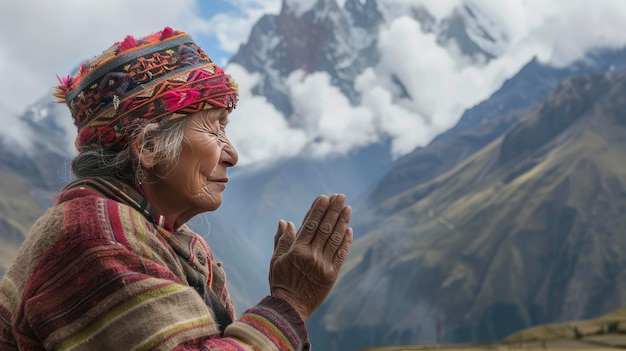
150, 108, 238, 225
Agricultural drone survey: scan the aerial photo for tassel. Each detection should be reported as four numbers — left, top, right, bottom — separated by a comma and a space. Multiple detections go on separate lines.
160, 27, 175, 40
79, 62, 87, 75
118, 35, 138, 53
53, 74, 73, 102
57, 74, 72, 89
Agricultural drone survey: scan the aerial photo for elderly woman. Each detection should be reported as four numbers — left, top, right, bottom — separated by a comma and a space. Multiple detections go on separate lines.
0, 27, 352, 350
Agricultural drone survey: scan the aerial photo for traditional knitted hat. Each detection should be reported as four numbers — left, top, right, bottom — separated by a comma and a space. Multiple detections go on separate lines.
54, 27, 238, 151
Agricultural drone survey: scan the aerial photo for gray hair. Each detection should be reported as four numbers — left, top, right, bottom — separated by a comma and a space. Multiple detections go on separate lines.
71, 118, 187, 185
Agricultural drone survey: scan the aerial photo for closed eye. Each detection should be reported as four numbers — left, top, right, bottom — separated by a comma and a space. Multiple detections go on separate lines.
212, 130, 231, 145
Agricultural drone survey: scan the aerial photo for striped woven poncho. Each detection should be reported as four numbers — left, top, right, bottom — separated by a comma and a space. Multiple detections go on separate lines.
0, 184, 310, 350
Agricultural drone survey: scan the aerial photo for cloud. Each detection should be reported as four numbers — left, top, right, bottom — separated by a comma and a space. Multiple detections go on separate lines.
345, 0, 626, 159
226, 61, 427, 163
226, 63, 307, 167
372, 16, 506, 150
287, 71, 379, 157
355, 69, 430, 157
189, 0, 281, 54
4, 0, 626, 165
381, 0, 462, 19
522, 1, 626, 67
376, 0, 626, 69
223, 0, 626, 166
0, 0, 283, 148
226, 65, 382, 165
0, 0, 203, 145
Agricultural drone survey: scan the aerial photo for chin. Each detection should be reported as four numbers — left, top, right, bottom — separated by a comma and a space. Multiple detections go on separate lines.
201, 198, 222, 212
208, 203, 221, 211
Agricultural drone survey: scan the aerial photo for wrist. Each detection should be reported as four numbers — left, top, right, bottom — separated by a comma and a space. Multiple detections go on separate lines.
270, 288, 310, 321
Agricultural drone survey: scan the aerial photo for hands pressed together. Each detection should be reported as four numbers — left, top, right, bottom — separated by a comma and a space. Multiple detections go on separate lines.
269, 194, 353, 321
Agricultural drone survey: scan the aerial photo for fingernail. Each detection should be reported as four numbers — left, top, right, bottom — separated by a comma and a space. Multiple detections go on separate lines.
342, 206, 352, 220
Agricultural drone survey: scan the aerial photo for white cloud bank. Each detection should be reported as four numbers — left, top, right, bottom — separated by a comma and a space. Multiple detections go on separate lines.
3, 0, 626, 165
226, 64, 308, 166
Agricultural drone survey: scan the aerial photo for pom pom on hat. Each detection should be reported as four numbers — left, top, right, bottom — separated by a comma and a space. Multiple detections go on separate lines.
117, 35, 139, 53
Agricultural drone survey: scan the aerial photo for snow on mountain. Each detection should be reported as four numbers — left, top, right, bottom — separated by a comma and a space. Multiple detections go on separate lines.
459, 1, 508, 57
229, 0, 517, 168
284, 0, 319, 17
435, 0, 509, 62
20, 96, 76, 155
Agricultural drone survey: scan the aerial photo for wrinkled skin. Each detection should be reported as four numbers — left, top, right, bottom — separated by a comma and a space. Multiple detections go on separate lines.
140, 109, 353, 321
139, 109, 237, 229
269, 194, 353, 321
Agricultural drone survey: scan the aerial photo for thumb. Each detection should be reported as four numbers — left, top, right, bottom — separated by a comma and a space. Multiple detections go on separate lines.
273, 220, 286, 252
274, 221, 296, 258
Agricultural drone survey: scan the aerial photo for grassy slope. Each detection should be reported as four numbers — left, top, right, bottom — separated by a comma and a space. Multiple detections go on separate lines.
0, 169, 50, 272
363, 307, 626, 350
504, 307, 626, 346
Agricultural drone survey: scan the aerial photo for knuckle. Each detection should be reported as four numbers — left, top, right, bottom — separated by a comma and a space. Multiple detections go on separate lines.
329, 206, 342, 216
336, 248, 348, 261
304, 220, 318, 232
318, 222, 333, 235
291, 245, 309, 258
312, 207, 326, 218
329, 232, 343, 246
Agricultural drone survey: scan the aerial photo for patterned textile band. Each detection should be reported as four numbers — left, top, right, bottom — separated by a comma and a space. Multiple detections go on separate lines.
53, 27, 239, 151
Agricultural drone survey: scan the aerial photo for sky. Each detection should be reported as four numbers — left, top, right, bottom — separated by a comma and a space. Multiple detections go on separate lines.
2, 0, 626, 167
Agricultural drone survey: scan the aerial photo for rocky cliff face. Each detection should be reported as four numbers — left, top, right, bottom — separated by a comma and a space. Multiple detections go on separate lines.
230, 0, 380, 116
309, 71, 626, 350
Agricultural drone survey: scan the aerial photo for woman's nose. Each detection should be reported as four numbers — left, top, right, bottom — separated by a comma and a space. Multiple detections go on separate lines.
221, 144, 238, 167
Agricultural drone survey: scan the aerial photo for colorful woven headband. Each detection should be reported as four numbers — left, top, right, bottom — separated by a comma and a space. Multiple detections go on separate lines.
54, 27, 239, 151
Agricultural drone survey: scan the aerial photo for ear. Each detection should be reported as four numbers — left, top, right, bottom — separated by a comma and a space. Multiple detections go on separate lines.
131, 123, 160, 169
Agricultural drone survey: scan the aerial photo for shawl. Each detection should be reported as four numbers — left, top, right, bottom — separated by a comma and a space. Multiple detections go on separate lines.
0, 178, 310, 350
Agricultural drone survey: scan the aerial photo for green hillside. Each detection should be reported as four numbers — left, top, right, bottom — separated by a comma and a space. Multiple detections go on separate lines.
0, 169, 51, 274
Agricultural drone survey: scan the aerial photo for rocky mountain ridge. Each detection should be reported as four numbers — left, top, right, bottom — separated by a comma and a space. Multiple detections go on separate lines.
309, 70, 626, 350
360, 46, 626, 214
231, 0, 507, 117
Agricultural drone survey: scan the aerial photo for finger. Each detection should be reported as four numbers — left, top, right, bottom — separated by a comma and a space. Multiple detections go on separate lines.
323, 204, 351, 258
311, 194, 346, 251
296, 195, 329, 244
274, 221, 296, 258
273, 220, 286, 252
333, 226, 353, 268
299, 195, 324, 228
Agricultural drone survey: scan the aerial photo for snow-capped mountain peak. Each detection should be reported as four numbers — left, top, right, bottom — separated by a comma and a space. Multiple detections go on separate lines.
230, 0, 514, 166
284, 0, 332, 17
453, 1, 509, 58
